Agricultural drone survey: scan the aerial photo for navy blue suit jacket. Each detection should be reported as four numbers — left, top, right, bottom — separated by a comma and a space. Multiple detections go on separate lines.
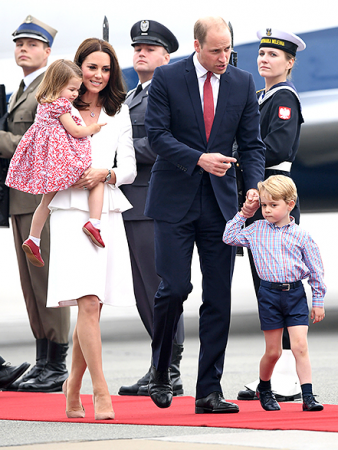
144, 54, 265, 223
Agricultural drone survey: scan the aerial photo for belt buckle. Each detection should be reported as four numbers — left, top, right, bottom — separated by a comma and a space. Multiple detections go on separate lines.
282, 283, 290, 291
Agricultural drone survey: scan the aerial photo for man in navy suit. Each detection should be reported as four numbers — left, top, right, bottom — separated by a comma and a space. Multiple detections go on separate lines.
144, 16, 265, 413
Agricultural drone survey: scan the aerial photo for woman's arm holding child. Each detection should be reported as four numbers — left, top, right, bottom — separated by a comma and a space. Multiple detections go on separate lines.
59, 113, 106, 138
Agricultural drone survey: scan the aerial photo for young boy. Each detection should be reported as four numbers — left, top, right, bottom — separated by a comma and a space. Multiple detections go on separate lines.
223, 175, 326, 412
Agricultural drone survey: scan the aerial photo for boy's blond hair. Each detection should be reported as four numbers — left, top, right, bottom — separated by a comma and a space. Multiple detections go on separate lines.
36, 59, 83, 104
258, 175, 297, 203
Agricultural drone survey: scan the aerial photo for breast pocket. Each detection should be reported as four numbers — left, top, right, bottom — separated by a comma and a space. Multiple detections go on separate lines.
12, 110, 35, 134
131, 111, 145, 127
131, 111, 146, 139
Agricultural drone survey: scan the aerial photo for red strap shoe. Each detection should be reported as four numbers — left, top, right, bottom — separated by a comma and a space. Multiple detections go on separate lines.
22, 239, 45, 267
82, 221, 105, 248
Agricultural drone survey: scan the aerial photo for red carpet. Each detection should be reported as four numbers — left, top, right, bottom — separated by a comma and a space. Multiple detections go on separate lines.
0, 392, 337, 432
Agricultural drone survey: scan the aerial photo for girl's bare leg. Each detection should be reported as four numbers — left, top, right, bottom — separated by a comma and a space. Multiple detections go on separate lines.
88, 183, 104, 220
30, 192, 57, 239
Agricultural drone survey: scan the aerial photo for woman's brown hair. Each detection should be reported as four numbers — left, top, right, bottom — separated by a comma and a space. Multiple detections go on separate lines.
73, 38, 126, 116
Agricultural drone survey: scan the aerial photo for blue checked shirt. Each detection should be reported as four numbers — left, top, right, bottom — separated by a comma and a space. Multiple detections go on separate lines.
223, 213, 326, 307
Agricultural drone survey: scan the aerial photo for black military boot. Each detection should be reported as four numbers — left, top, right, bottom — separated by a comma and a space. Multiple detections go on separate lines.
169, 342, 184, 396
120, 343, 184, 397
19, 341, 68, 393
5, 338, 48, 391
118, 367, 152, 395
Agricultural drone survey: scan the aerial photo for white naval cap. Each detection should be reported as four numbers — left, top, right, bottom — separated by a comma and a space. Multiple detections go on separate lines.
257, 28, 306, 56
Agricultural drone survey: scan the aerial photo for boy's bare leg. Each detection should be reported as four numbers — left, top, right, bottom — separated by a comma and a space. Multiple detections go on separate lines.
288, 325, 312, 384
260, 329, 283, 381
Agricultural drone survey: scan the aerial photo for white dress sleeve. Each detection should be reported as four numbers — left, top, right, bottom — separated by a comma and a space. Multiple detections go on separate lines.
49, 104, 136, 214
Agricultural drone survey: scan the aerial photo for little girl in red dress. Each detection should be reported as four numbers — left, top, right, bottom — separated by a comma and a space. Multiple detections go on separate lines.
6, 60, 107, 267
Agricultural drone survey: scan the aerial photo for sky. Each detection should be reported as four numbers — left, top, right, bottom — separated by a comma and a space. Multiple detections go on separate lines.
1, 0, 338, 92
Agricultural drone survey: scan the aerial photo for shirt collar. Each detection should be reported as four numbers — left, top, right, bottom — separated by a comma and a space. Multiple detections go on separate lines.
267, 216, 295, 229
193, 52, 220, 80
23, 67, 46, 90
140, 79, 151, 90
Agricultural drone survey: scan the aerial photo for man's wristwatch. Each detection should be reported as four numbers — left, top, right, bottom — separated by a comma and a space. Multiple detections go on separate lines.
105, 169, 111, 183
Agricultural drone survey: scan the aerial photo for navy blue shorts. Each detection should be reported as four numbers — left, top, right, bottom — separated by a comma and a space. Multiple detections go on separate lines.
257, 283, 309, 331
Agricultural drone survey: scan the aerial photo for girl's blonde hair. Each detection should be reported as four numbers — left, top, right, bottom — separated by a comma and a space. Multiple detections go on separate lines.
258, 175, 297, 203
36, 59, 83, 104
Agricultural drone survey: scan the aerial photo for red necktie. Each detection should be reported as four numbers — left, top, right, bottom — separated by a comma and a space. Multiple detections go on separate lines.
203, 71, 214, 142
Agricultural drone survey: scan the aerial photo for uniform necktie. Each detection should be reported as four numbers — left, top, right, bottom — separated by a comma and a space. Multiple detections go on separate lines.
16, 80, 25, 102
133, 84, 143, 98
203, 71, 214, 142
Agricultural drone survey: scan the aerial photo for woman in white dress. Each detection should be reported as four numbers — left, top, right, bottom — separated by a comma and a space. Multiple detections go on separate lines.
47, 38, 136, 420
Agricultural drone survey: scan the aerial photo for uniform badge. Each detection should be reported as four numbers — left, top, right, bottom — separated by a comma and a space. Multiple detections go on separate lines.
266, 28, 272, 36
279, 106, 291, 120
140, 20, 149, 33
26, 15, 33, 23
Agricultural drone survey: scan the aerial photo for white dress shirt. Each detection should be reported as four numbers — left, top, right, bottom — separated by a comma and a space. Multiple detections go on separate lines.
23, 67, 46, 90
193, 53, 220, 112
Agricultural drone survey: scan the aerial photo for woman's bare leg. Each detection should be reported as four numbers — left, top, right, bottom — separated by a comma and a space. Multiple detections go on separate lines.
74, 295, 113, 417
65, 323, 87, 414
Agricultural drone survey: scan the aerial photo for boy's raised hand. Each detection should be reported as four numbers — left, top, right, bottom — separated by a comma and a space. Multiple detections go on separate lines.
241, 189, 260, 218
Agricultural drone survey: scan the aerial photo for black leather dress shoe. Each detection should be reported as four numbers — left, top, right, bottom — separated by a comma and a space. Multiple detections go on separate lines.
137, 383, 183, 396
195, 392, 239, 414
0, 361, 30, 390
148, 365, 173, 408
237, 387, 301, 402
256, 388, 281, 411
18, 364, 68, 393
119, 372, 183, 397
5, 363, 46, 391
237, 389, 259, 400
302, 394, 324, 411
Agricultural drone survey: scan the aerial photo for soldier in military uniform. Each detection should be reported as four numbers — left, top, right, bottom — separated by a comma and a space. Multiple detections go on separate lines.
118, 20, 185, 397
0, 16, 70, 392
238, 28, 306, 402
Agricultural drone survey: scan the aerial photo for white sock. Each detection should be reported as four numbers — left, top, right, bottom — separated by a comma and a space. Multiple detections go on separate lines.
29, 235, 41, 247
89, 218, 101, 230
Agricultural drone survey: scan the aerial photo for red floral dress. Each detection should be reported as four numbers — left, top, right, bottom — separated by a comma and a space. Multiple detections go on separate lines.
6, 97, 92, 194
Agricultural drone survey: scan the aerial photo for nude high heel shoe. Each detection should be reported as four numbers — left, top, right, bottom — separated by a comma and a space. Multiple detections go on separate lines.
62, 379, 85, 419
93, 394, 115, 420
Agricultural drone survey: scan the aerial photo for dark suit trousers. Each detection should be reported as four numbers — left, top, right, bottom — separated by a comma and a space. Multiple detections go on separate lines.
11, 213, 70, 343
152, 175, 236, 399
124, 220, 184, 344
